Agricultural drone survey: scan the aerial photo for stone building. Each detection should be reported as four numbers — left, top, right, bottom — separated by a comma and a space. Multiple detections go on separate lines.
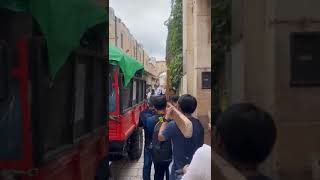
155, 60, 167, 76
109, 7, 158, 88
182, 0, 211, 120
224, 0, 320, 180
155, 60, 167, 90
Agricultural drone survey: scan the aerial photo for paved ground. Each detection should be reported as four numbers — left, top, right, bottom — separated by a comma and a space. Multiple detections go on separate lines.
110, 151, 154, 180
109, 115, 211, 180
110, 133, 154, 180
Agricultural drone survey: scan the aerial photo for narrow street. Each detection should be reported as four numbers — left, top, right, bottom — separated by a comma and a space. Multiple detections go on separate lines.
110, 134, 154, 180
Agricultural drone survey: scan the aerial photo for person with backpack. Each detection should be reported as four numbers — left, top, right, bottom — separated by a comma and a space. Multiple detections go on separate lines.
158, 94, 204, 180
150, 95, 172, 180
139, 97, 157, 180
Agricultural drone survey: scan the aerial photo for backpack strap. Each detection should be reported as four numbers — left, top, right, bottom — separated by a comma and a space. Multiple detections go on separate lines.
155, 116, 166, 127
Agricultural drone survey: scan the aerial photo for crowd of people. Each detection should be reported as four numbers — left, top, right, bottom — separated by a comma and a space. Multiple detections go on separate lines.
139, 94, 206, 180
139, 91, 277, 180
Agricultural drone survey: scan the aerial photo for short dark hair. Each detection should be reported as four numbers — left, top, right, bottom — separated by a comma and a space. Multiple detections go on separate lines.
215, 103, 277, 165
152, 95, 167, 110
177, 94, 197, 114
169, 95, 180, 103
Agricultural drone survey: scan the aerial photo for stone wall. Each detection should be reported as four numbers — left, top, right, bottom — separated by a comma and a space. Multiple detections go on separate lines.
182, 0, 211, 119
231, 0, 320, 179
108, 7, 157, 78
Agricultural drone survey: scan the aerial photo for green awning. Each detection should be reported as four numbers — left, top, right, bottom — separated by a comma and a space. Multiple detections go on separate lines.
1, 0, 107, 78
30, 0, 107, 77
109, 43, 144, 86
0, 0, 29, 11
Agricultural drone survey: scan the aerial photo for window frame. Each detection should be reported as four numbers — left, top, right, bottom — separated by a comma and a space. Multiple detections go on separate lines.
201, 71, 212, 89
119, 73, 133, 113
290, 32, 320, 87
132, 79, 138, 105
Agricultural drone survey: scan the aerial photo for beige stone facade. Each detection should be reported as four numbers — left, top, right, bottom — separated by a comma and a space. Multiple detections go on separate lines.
154, 60, 167, 89
154, 60, 167, 76
182, 0, 211, 120
229, 0, 320, 179
109, 7, 158, 88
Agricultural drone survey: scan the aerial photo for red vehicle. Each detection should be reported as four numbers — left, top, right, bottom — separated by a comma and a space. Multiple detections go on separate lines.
0, 9, 108, 180
108, 64, 146, 160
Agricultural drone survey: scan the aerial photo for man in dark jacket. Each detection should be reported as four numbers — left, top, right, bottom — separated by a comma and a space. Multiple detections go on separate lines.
139, 98, 156, 180
158, 94, 204, 180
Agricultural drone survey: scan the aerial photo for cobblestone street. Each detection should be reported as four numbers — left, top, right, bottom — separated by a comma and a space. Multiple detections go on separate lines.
110, 134, 154, 180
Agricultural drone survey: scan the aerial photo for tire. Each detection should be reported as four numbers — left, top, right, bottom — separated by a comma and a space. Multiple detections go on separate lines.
127, 127, 143, 160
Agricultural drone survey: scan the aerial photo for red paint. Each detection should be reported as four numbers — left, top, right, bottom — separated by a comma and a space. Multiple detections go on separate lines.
0, 38, 32, 170
108, 69, 146, 143
0, 38, 108, 180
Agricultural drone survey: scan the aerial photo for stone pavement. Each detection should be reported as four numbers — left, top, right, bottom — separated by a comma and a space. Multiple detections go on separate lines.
110, 149, 155, 180
110, 132, 154, 180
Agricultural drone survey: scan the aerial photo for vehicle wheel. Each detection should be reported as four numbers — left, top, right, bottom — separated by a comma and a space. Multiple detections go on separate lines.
127, 128, 143, 160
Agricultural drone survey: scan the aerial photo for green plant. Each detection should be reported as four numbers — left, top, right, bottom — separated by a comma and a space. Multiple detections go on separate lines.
212, 0, 231, 113
168, 54, 183, 90
212, 0, 231, 70
165, 0, 183, 90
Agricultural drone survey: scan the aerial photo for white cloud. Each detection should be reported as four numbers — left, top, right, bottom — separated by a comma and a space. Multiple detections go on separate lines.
110, 0, 171, 60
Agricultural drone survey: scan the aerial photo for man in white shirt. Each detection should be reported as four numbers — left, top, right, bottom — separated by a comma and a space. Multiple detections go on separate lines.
182, 144, 211, 180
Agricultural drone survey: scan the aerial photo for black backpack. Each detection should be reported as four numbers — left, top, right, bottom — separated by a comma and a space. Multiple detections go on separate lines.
151, 115, 172, 163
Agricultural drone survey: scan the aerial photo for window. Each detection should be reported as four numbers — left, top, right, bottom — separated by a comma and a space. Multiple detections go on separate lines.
90, 60, 105, 129
290, 32, 320, 86
108, 72, 116, 112
120, 33, 123, 49
120, 75, 132, 111
73, 62, 89, 138
28, 25, 107, 163
0, 42, 23, 160
143, 81, 146, 100
202, 72, 211, 89
138, 80, 143, 102
132, 80, 137, 105
0, 43, 8, 100
41, 60, 73, 156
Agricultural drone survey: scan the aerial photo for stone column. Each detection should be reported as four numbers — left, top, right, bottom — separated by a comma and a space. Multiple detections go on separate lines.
192, 0, 211, 118
183, 0, 194, 94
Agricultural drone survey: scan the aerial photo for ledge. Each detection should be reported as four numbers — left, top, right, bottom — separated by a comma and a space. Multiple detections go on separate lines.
213, 151, 246, 180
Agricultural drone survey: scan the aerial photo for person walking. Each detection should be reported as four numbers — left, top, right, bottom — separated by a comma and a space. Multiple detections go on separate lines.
158, 94, 204, 180
139, 97, 156, 180
181, 111, 212, 180
151, 95, 172, 180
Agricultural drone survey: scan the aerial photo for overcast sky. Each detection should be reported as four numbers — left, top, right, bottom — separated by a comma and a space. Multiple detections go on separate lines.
110, 0, 171, 60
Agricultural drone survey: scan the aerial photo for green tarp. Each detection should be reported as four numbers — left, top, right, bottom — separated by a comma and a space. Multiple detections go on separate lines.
1, 0, 107, 78
109, 43, 144, 86
0, 0, 29, 12
30, 0, 107, 77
